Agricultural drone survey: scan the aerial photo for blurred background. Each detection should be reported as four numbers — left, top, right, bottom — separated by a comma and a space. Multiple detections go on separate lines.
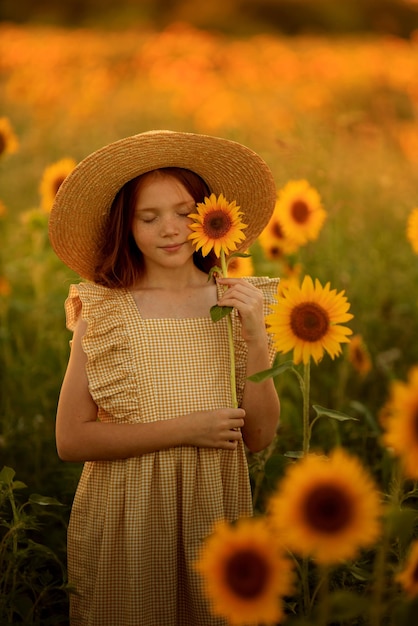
2, 0, 418, 36
1, 2, 418, 621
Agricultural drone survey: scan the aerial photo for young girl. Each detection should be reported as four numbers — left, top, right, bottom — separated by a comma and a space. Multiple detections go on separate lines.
49, 130, 280, 626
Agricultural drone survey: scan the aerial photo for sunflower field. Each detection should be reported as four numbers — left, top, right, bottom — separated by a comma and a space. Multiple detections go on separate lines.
1, 17, 418, 625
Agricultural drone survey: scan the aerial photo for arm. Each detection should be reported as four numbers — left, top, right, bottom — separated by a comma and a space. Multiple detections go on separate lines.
56, 317, 245, 462
216, 278, 280, 453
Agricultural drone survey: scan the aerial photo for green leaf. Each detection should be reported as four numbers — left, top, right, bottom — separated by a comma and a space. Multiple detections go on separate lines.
227, 252, 252, 260
208, 266, 223, 281
327, 590, 369, 621
385, 506, 417, 547
210, 304, 233, 322
12, 480, 27, 490
0, 466, 16, 484
264, 454, 288, 479
29, 493, 64, 507
284, 450, 305, 459
312, 405, 359, 422
247, 360, 295, 383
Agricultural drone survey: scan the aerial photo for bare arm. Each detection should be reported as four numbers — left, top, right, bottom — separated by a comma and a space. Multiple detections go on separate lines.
56, 317, 245, 462
217, 278, 280, 453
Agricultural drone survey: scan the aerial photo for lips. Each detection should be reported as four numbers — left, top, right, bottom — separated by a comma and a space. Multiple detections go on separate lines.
160, 243, 184, 252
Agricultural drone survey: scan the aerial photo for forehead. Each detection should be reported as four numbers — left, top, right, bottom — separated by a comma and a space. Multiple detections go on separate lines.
135, 172, 194, 205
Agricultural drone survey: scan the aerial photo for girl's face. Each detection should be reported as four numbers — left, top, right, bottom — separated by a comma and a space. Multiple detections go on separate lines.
131, 173, 197, 272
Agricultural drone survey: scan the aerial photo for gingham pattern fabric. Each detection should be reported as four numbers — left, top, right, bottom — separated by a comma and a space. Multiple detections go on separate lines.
64, 276, 279, 626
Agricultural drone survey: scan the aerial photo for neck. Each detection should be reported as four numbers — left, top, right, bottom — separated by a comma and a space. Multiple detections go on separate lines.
134, 264, 210, 291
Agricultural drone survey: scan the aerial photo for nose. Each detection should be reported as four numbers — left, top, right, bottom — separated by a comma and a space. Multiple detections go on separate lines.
160, 214, 180, 237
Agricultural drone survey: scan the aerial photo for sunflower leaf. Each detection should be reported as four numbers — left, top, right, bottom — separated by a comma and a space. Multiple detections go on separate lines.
29, 493, 65, 507
326, 590, 369, 621
207, 266, 223, 281
247, 361, 295, 382
210, 305, 233, 322
227, 252, 252, 260
284, 450, 305, 459
312, 405, 358, 422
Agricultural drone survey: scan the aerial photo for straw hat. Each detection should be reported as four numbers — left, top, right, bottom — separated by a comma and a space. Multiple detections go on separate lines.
49, 130, 277, 281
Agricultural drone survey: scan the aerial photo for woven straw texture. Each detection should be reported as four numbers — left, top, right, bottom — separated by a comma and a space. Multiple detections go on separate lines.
49, 130, 277, 281
64, 276, 278, 626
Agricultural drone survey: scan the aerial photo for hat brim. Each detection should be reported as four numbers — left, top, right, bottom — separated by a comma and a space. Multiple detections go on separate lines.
49, 130, 277, 281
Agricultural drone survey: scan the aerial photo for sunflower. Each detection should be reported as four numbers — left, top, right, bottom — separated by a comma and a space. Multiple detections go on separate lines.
0, 117, 19, 157
397, 540, 418, 597
258, 198, 300, 259
188, 193, 247, 257
268, 448, 382, 564
406, 207, 418, 255
195, 517, 294, 625
0, 276, 11, 297
275, 180, 326, 245
39, 158, 76, 212
266, 275, 353, 365
382, 366, 418, 480
348, 334, 372, 377
227, 252, 254, 277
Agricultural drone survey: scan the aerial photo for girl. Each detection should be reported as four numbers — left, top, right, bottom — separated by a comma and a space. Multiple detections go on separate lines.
49, 130, 280, 626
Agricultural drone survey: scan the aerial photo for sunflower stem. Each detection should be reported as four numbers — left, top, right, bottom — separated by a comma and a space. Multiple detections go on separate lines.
220, 250, 238, 408
316, 565, 330, 626
302, 360, 311, 455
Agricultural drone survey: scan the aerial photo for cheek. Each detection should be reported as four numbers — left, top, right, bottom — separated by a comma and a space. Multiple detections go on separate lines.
131, 222, 151, 246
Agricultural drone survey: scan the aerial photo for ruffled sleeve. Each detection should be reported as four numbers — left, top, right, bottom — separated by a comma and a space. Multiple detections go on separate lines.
64, 283, 140, 423
232, 276, 280, 405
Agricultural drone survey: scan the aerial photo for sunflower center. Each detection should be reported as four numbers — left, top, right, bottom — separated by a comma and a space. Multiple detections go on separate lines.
291, 200, 309, 224
413, 406, 418, 439
273, 222, 285, 239
412, 561, 418, 583
0, 134, 5, 156
225, 549, 270, 599
353, 345, 365, 366
304, 483, 353, 534
290, 302, 329, 342
203, 210, 232, 239
53, 176, 66, 196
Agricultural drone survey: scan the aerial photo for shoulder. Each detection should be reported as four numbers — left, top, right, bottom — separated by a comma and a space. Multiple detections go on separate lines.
242, 276, 280, 306
64, 282, 126, 331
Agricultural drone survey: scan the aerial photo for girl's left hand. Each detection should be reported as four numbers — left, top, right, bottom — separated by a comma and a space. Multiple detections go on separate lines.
216, 277, 266, 344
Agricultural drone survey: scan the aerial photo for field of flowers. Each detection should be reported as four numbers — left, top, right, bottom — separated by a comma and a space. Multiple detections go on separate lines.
1, 21, 418, 625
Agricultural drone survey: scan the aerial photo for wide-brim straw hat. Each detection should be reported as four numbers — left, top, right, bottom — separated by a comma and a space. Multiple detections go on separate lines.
49, 130, 277, 282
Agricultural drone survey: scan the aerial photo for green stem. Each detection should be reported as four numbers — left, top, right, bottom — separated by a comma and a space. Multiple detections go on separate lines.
370, 462, 403, 626
220, 250, 237, 408
302, 360, 311, 455
317, 565, 330, 626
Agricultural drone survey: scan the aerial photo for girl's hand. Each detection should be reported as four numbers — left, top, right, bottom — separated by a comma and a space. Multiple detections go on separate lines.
181, 408, 245, 450
216, 277, 267, 344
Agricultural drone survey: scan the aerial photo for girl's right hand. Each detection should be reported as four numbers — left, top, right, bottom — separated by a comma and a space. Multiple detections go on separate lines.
181, 408, 245, 450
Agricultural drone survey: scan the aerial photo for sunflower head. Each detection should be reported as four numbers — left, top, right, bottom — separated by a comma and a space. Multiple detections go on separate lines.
348, 334, 372, 377
266, 275, 353, 365
0, 117, 19, 157
195, 517, 294, 626
275, 179, 326, 245
188, 193, 247, 258
268, 448, 382, 564
407, 207, 418, 255
382, 366, 418, 480
397, 540, 418, 598
258, 198, 300, 259
227, 252, 254, 277
39, 158, 76, 213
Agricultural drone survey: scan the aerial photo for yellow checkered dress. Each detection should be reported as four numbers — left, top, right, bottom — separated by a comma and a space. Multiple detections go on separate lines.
64, 277, 279, 626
